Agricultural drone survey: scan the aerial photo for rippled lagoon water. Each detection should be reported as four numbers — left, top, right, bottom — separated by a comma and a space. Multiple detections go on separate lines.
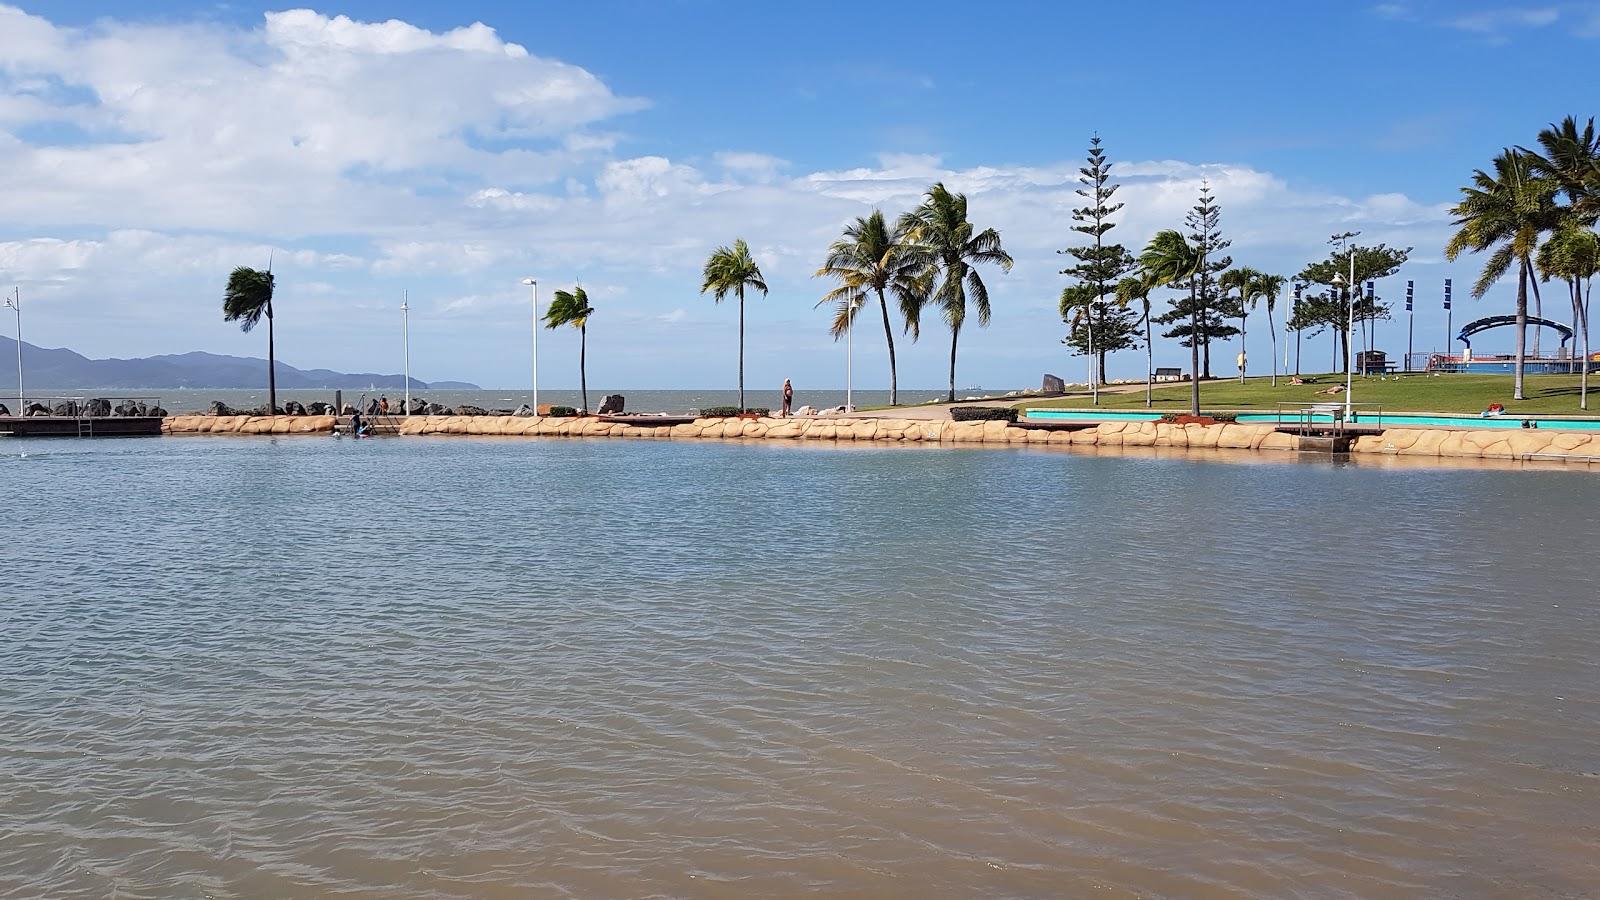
3, 436, 1597, 897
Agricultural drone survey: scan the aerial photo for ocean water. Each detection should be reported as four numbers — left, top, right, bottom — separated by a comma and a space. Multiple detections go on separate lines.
26, 388, 981, 414
2, 437, 1597, 897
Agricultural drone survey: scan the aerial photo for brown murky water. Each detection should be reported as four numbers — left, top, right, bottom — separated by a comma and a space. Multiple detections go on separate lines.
3, 437, 1596, 897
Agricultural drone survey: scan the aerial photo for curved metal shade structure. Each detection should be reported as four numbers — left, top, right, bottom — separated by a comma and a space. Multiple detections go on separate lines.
1456, 315, 1573, 350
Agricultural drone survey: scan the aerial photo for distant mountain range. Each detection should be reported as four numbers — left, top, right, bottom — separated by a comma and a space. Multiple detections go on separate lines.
0, 336, 478, 391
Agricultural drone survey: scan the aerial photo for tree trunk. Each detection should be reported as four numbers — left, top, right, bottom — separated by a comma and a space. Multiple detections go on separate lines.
1532, 273, 1543, 358
1570, 279, 1581, 375
1143, 305, 1153, 408
1189, 285, 1201, 415
947, 323, 960, 403
1268, 303, 1278, 387
579, 324, 588, 415
876, 287, 898, 406
737, 285, 746, 411
1514, 259, 1528, 401
1097, 349, 1108, 388
1580, 278, 1591, 410
266, 301, 277, 414
1339, 326, 1349, 376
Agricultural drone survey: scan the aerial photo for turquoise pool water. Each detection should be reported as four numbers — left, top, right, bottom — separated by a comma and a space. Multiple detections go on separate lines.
1025, 409, 1600, 431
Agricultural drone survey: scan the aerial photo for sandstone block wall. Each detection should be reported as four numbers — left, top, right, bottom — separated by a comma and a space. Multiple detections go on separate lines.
157, 413, 1600, 463
164, 415, 336, 435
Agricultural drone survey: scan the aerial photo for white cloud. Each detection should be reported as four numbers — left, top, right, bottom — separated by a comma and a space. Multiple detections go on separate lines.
0, 5, 1467, 388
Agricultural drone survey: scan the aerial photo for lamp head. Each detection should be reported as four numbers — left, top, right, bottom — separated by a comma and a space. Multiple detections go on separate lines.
521, 277, 537, 286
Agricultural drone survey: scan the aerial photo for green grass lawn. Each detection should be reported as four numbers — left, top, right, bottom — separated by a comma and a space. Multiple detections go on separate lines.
1019, 373, 1600, 416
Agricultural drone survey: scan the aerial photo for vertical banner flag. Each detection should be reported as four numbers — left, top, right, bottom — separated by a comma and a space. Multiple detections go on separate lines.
1365, 281, 1374, 300
1444, 278, 1452, 310
1406, 280, 1413, 311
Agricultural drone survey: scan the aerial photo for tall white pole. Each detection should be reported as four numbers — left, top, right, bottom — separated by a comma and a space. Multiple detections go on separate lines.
846, 299, 853, 411
1345, 243, 1356, 420
401, 291, 410, 416
5, 287, 20, 414
523, 278, 539, 410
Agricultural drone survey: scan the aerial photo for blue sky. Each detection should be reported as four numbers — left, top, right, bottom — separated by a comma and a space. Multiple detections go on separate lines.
2, 1, 1597, 388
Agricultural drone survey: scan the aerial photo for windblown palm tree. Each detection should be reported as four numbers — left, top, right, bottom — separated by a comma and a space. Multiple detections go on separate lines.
898, 183, 1013, 402
544, 286, 595, 414
222, 265, 277, 413
1526, 116, 1600, 225
1219, 267, 1262, 383
700, 239, 768, 411
1537, 225, 1598, 407
1250, 273, 1288, 387
1445, 149, 1560, 400
814, 211, 932, 406
1114, 274, 1155, 407
1139, 230, 1205, 415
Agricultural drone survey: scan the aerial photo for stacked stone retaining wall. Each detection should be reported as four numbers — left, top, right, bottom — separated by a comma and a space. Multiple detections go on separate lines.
160, 414, 1600, 462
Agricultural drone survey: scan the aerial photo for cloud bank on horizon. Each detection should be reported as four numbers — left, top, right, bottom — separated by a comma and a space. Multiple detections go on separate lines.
0, 4, 1551, 388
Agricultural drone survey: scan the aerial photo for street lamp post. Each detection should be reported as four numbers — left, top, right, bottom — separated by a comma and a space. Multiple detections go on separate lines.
4, 287, 20, 414
401, 291, 411, 416
521, 278, 539, 411
1331, 232, 1360, 420
845, 298, 854, 411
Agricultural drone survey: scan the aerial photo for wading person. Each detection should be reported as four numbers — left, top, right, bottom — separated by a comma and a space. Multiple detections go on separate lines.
781, 378, 794, 417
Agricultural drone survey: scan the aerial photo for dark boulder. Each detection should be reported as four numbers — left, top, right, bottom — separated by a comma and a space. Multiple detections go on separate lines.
282, 400, 307, 416
340, 404, 357, 415
25, 402, 50, 416
1041, 373, 1065, 393
307, 402, 332, 416
426, 403, 448, 415
0, 403, 8, 416
513, 404, 534, 417
206, 401, 235, 416
407, 398, 427, 415
148, 406, 167, 417
51, 401, 78, 417
598, 394, 626, 415
112, 400, 139, 417
454, 405, 488, 416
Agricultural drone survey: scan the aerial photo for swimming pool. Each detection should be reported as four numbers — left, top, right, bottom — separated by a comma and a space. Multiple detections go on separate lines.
1024, 409, 1600, 431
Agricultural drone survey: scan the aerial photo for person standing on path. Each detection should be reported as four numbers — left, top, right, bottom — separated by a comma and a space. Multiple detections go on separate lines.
781, 379, 794, 418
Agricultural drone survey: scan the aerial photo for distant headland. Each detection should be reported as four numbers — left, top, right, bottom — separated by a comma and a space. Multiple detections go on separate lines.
0, 336, 477, 391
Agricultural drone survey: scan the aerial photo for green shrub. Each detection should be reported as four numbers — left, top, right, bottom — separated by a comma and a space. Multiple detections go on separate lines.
700, 406, 770, 417
547, 405, 579, 417
950, 406, 1018, 422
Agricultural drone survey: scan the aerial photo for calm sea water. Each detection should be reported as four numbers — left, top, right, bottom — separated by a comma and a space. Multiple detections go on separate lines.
2, 437, 1597, 897
36, 388, 977, 414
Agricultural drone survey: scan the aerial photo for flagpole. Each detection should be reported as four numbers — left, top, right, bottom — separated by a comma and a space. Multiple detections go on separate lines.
401, 290, 411, 416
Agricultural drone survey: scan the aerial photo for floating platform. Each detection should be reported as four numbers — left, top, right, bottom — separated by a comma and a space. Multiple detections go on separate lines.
0, 416, 164, 437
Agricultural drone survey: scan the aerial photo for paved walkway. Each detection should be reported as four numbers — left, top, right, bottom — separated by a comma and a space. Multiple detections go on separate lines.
846, 385, 1148, 420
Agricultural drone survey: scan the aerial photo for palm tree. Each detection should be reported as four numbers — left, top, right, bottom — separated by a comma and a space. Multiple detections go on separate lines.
1445, 149, 1560, 400
1526, 116, 1600, 225
1537, 225, 1598, 407
1114, 274, 1155, 407
898, 183, 1013, 402
1139, 230, 1205, 415
544, 286, 595, 414
1219, 267, 1261, 383
222, 266, 277, 413
1250, 273, 1287, 387
814, 211, 932, 406
700, 239, 768, 411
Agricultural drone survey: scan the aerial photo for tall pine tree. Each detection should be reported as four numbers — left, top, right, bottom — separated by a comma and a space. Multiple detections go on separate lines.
1059, 135, 1136, 394
1153, 181, 1237, 378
